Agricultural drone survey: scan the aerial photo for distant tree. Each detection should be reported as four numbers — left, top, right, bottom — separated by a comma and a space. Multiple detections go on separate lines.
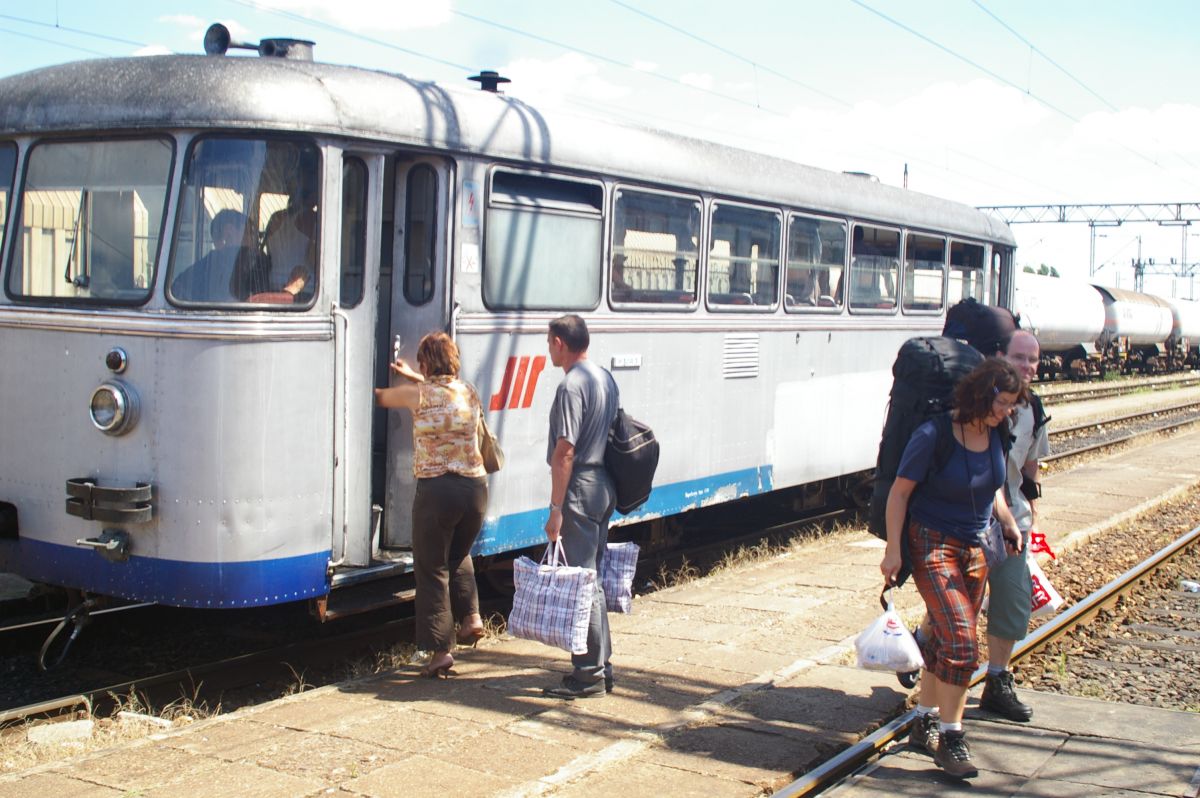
1048, 266, 1060, 277
1037, 264, 1051, 275
1023, 265, 1035, 273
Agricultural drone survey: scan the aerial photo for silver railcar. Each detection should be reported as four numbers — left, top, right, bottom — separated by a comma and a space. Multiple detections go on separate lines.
0, 35, 1017, 611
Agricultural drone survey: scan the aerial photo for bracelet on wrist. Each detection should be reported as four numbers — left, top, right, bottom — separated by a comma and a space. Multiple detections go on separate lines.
549, 502, 562, 511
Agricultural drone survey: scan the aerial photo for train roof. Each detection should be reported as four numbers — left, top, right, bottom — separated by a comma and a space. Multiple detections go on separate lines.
0, 54, 1015, 246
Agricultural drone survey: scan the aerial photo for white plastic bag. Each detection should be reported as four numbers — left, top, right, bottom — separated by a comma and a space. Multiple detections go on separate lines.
1029, 556, 1064, 618
855, 590, 924, 673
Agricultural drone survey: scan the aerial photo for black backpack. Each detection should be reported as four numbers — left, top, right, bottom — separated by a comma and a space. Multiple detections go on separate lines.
605, 408, 659, 515
866, 336, 983, 541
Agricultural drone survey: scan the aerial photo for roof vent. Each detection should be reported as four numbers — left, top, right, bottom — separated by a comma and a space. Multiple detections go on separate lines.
203, 23, 315, 61
842, 171, 880, 182
469, 70, 511, 93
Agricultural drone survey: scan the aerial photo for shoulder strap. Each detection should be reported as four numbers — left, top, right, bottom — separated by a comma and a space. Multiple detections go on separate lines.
1029, 391, 1050, 434
927, 412, 956, 478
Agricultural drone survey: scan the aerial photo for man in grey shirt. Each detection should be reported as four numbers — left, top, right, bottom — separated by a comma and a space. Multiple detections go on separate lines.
543, 314, 619, 699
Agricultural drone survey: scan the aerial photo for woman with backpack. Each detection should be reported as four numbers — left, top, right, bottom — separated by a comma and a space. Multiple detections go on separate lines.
879, 357, 1023, 779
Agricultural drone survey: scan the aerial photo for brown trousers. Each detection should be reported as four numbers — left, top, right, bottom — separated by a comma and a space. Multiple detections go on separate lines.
412, 473, 488, 652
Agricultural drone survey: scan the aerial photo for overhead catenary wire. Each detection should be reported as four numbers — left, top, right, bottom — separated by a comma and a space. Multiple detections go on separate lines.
848, 0, 1200, 192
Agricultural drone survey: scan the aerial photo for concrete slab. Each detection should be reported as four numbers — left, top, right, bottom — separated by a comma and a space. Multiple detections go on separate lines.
0, 772, 123, 798
548, 759, 753, 798
966, 688, 1200, 747
341, 754, 519, 798
643, 722, 810, 791
1037, 735, 1197, 795
828, 691, 1200, 798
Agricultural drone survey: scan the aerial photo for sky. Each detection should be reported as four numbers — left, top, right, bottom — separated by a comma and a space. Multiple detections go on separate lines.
3, 0, 1200, 297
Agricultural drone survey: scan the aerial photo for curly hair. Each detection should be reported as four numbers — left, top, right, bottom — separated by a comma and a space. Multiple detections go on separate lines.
952, 357, 1023, 425
416, 332, 460, 378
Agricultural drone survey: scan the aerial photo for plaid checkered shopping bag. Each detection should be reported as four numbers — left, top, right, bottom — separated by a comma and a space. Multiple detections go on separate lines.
601, 541, 639, 613
508, 540, 596, 654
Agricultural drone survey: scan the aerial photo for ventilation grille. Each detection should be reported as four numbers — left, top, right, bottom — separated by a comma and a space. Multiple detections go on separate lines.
722, 333, 759, 379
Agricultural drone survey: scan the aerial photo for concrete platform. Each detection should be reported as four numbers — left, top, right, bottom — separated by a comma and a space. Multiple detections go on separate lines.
827, 689, 1200, 797
3, 431, 1200, 797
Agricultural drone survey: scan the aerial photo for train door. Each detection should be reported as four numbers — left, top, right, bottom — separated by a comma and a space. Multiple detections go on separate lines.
379, 155, 453, 549
332, 148, 383, 568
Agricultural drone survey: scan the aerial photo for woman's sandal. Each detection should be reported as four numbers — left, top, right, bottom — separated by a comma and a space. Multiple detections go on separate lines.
455, 625, 485, 647
420, 652, 454, 678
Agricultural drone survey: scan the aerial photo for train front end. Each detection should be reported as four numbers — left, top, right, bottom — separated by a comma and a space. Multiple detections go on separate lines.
0, 65, 338, 607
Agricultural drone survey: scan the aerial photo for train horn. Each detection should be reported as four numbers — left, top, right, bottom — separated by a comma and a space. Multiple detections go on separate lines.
203, 23, 256, 56
203, 23, 315, 61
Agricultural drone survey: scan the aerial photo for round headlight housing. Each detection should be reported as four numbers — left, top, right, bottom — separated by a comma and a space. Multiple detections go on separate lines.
89, 382, 139, 435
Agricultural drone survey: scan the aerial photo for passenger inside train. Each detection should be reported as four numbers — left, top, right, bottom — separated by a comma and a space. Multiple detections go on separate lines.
170, 209, 268, 303
264, 181, 319, 299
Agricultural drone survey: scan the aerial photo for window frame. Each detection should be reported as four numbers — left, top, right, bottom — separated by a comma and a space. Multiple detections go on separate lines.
164, 133, 323, 311
704, 199, 782, 313
608, 183, 702, 312
5, 134, 176, 308
402, 162, 438, 307
948, 237, 988, 306
783, 211, 848, 315
901, 231, 947, 316
482, 167, 604, 312
339, 154, 369, 309
847, 222, 901, 316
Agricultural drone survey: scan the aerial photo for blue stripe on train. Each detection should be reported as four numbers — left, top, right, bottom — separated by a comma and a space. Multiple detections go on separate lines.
472, 465, 774, 556
1, 538, 330, 607
1, 467, 772, 607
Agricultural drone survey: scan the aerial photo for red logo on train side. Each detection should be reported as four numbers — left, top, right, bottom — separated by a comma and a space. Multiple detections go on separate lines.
490, 356, 547, 411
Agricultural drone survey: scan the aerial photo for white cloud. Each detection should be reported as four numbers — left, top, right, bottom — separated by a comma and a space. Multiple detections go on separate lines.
253, 0, 452, 33
134, 45, 173, 57
632, 60, 658, 73
502, 53, 630, 105
679, 72, 713, 90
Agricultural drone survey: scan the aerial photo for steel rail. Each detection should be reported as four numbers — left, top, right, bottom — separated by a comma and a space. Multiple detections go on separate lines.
771, 522, 1200, 797
1049, 400, 1200, 438
1044, 414, 1200, 464
1042, 376, 1200, 406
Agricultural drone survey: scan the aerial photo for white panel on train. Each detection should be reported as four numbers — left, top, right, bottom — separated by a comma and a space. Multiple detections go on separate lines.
1094, 285, 1175, 346
1013, 273, 1106, 353
1167, 296, 1200, 344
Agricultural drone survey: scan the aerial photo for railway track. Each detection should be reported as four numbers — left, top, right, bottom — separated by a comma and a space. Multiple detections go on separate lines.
770, 513, 1200, 797
1045, 400, 1200, 463
1040, 374, 1200, 406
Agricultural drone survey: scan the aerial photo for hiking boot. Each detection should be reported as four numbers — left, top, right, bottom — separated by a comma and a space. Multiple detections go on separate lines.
933, 730, 978, 779
909, 711, 939, 754
980, 670, 1033, 721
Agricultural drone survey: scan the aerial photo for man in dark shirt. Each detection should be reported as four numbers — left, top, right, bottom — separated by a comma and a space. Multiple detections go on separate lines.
542, 314, 619, 699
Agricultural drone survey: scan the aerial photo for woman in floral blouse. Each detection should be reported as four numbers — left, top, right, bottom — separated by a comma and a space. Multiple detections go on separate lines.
375, 332, 488, 677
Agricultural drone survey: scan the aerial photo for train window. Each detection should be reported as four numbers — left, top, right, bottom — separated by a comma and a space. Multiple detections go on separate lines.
167, 137, 321, 309
0, 143, 14, 253
949, 241, 985, 303
484, 170, 602, 310
611, 188, 700, 306
902, 233, 946, 313
403, 164, 437, 305
341, 157, 368, 308
785, 214, 845, 312
707, 203, 780, 310
849, 224, 899, 312
6, 138, 172, 304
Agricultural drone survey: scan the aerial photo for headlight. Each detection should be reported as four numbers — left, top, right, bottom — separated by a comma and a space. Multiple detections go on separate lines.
89, 382, 139, 435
